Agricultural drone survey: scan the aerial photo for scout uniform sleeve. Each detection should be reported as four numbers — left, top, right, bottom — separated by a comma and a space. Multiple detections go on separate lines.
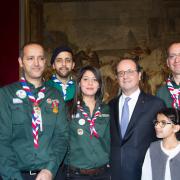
0, 88, 23, 180
45, 95, 69, 177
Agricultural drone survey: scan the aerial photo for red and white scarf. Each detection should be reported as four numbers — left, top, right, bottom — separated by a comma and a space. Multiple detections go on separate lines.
77, 101, 100, 138
166, 77, 180, 108
20, 77, 45, 148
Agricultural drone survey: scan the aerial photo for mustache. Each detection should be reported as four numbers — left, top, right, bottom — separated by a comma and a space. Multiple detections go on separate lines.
59, 67, 69, 70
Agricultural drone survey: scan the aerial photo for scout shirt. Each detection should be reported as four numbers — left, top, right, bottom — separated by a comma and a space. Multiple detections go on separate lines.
46, 77, 75, 102
156, 81, 180, 108
0, 81, 68, 180
156, 79, 180, 140
65, 100, 110, 169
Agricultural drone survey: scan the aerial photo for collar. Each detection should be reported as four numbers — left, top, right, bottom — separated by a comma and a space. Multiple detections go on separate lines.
122, 88, 140, 100
54, 74, 74, 84
80, 99, 102, 109
20, 79, 45, 90
169, 75, 180, 88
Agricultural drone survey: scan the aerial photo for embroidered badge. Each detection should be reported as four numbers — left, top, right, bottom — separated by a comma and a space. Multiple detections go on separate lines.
13, 98, 23, 104
52, 100, 59, 114
101, 114, 110, 118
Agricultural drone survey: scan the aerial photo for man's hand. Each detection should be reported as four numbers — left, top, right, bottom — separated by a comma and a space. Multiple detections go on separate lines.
36, 169, 53, 180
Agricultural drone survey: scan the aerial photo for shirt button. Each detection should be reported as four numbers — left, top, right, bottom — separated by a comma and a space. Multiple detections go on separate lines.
34, 153, 37, 158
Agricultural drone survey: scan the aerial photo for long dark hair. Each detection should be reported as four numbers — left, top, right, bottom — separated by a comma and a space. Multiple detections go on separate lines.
68, 65, 104, 118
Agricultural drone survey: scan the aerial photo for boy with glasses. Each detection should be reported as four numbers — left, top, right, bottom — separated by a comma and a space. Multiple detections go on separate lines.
141, 108, 180, 180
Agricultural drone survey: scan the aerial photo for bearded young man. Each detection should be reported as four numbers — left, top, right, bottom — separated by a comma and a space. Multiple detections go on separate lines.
47, 46, 75, 102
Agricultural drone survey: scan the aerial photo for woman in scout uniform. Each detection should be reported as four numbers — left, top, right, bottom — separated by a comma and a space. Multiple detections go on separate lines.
64, 65, 111, 180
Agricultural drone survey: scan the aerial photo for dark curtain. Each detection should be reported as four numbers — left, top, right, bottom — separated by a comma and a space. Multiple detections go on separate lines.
0, 1, 19, 87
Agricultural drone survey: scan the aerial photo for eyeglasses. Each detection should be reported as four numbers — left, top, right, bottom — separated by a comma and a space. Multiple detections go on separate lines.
168, 53, 180, 61
117, 69, 138, 77
153, 120, 173, 128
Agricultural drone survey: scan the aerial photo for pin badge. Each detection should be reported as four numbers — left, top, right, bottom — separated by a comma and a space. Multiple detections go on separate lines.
52, 100, 59, 114
53, 99, 59, 104
16, 90, 26, 99
77, 128, 83, 135
79, 119, 85, 126
38, 92, 45, 99
46, 98, 52, 104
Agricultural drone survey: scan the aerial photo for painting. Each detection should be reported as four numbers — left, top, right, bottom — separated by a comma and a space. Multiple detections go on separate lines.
22, 0, 177, 101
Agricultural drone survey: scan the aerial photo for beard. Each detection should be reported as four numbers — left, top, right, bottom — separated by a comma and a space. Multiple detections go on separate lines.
56, 67, 71, 79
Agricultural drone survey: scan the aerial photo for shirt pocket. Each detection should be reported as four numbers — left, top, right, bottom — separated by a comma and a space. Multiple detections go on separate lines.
10, 103, 30, 125
10, 103, 29, 139
40, 104, 57, 136
95, 115, 110, 137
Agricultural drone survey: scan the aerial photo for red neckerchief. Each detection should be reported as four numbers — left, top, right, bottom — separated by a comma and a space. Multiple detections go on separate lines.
20, 77, 45, 148
77, 101, 100, 139
166, 76, 180, 108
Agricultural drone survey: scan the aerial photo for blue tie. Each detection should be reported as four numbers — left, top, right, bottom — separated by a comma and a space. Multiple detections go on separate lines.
121, 97, 131, 138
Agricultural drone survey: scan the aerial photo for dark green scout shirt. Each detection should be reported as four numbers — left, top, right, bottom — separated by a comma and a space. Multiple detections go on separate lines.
46, 78, 75, 102
156, 81, 180, 108
0, 81, 68, 180
65, 101, 110, 169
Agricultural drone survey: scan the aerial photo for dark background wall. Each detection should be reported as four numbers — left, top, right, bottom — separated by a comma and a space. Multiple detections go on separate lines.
0, 1, 19, 86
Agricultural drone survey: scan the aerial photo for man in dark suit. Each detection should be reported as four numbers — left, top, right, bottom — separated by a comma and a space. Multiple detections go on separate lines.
109, 58, 165, 180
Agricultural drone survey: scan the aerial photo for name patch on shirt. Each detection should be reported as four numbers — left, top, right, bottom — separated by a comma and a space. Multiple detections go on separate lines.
100, 114, 110, 118
13, 98, 23, 104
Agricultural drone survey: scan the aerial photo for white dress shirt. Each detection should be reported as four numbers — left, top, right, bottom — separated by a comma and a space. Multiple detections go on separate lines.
119, 88, 140, 126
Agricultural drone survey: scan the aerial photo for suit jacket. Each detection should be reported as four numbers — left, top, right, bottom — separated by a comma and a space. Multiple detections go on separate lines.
109, 91, 165, 180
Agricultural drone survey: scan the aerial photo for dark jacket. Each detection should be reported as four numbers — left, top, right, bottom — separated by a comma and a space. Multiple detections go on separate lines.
109, 91, 165, 180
